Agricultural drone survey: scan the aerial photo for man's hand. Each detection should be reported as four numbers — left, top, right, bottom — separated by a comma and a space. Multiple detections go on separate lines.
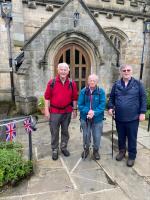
139, 113, 145, 121
72, 110, 77, 119
108, 109, 114, 116
87, 109, 94, 119
44, 107, 50, 119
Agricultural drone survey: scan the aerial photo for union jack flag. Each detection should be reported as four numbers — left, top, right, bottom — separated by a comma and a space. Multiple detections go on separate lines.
23, 117, 33, 134
5, 122, 16, 142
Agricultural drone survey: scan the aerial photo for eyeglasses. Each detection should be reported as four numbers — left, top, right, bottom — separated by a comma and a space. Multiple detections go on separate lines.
122, 69, 131, 72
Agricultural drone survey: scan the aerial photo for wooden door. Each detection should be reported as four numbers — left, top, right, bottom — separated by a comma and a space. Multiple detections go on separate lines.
54, 43, 91, 91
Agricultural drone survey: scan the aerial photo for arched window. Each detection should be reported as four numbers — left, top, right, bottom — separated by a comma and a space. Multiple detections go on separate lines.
104, 27, 128, 62
109, 34, 122, 51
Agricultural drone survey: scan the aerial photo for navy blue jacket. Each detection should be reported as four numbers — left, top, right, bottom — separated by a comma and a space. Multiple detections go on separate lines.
78, 87, 106, 123
108, 77, 147, 122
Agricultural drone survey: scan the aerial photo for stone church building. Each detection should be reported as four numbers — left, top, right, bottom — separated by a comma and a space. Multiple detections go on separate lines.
0, 0, 150, 113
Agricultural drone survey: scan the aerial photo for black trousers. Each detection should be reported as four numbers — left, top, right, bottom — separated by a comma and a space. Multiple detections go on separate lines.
116, 120, 139, 160
49, 113, 71, 150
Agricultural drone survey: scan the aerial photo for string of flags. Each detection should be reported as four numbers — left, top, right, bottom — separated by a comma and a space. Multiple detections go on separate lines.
0, 116, 38, 142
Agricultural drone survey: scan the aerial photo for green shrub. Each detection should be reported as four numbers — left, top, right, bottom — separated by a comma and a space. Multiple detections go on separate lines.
146, 88, 150, 110
0, 142, 33, 187
146, 109, 150, 120
38, 96, 45, 108
0, 142, 22, 150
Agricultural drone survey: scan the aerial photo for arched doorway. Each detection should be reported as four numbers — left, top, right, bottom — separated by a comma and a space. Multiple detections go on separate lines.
54, 43, 91, 91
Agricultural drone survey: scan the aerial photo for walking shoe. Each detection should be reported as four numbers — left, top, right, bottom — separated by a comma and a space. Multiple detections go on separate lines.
52, 149, 58, 160
127, 159, 135, 167
81, 148, 89, 159
93, 149, 100, 160
116, 150, 126, 161
61, 149, 70, 157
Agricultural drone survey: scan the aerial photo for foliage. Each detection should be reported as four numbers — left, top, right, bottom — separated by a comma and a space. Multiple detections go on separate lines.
146, 88, 150, 110
145, 89, 150, 120
38, 96, 45, 108
0, 142, 33, 188
0, 142, 22, 150
146, 109, 150, 120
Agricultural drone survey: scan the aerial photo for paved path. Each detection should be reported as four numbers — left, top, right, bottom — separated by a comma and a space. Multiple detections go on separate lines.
0, 114, 150, 200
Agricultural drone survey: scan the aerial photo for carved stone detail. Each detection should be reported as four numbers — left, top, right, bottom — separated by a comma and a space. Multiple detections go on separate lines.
131, 16, 138, 22
28, 1, 37, 9
120, 14, 125, 21
94, 11, 99, 18
130, 0, 138, 7
46, 4, 54, 12
101, 0, 110, 2
116, 0, 124, 5
106, 12, 113, 19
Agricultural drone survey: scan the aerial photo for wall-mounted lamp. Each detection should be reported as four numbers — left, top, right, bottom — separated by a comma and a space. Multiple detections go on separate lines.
74, 10, 80, 27
1, 2, 12, 19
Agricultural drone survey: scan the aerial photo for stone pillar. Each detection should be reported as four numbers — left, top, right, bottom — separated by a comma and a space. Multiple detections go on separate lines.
15, 70, 37, 114
143, 33, 150, 88
16, 96, 38, 115
12, 0, 24, 47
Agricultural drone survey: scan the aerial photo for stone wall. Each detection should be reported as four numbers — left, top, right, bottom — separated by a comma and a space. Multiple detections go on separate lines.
0, 17, 11, 101
0, 0, 150, 108
17, 0, 118, 99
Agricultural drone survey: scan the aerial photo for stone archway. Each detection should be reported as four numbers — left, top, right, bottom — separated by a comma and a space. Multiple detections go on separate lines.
54, 43, 91, 91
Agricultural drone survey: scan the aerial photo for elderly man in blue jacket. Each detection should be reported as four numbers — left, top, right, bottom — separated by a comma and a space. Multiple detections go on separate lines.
78, 74, 106, 160
108, 64, 147, 167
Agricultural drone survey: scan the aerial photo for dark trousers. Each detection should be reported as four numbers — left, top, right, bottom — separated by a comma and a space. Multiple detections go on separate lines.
49, 113, 71, 150
116, 120, 139, 160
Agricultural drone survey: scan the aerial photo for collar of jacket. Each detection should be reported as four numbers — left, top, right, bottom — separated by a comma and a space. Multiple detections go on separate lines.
85, 86, 99, 95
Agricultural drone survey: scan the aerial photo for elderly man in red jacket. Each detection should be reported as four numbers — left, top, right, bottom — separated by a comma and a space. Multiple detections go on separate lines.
44, 63, 78, 160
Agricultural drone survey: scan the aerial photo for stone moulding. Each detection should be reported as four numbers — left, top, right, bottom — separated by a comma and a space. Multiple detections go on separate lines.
130, 0, 138, 7
120, 14, 125, 21
116, 0, 124, 5
38, 59, 48, 69
132, 16, 138, 22
106, 12, 113, 19
28, 1, 37, 9
101, 0, 110, 2
46, 4, 54, 11
94, 11, 99, 17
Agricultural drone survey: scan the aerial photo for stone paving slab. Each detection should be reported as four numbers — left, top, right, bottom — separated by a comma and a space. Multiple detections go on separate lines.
137, 137, 150, 149
0, 197, 22, 200
138, 127, 150, 137
23, 190, 81, 200
0, 114, 150, 200
81, 187, 130, 200
134, 148, 150, 176
27, 168, 73, 194
0, 190, 81, 200
71, 165, 116, 194
98, 157, 150, 200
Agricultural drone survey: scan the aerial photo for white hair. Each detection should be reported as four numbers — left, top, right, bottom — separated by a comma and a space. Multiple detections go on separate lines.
119, 64, 132, 72
88, 74, 99, 82
57, 63, 70, 70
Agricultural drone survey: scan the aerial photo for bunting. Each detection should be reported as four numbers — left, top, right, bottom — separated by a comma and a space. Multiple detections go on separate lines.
5, 122, 16, 142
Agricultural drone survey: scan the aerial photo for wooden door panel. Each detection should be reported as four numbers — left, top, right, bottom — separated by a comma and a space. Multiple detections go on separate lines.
54, 44, 90, 91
